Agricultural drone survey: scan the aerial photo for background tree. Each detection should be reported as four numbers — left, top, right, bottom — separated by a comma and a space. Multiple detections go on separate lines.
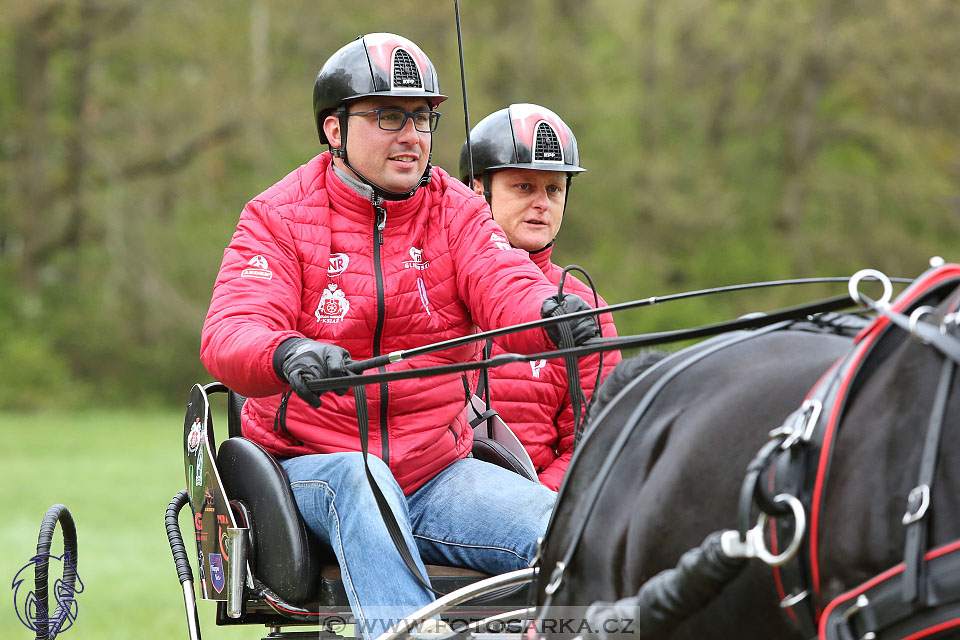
1, 0, 958, 409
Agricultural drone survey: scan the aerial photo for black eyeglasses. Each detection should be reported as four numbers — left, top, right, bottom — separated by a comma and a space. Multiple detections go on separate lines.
347, 108, 441, 133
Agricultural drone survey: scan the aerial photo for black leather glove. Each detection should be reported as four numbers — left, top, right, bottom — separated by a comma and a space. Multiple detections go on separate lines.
273, 338, 352, 408
540, 293, 601, 347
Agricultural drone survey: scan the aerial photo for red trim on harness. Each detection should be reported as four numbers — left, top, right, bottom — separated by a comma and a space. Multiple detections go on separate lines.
901, 618, 960, 640
816, 538, 960, 638
771, 358, 843, 621
809, 265, 960, 604
809, 339, 869, 602
766, 505, 799, 621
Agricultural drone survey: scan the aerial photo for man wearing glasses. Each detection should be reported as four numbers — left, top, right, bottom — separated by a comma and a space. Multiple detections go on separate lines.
201, 33, 598, 637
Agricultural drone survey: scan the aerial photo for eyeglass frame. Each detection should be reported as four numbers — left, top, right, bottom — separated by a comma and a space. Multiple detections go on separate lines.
346, 108, 441, 133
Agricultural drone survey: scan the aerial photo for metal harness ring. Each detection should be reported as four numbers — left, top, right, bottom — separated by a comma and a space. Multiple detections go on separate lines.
754, 494, 806, 567
848, 269, 893, 309
908, 306, 941, 342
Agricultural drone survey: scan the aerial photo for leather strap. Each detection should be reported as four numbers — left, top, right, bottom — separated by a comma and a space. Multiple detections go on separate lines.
469, 409, 499, 430
352, 384, 442, 597
902, 357, 955, 603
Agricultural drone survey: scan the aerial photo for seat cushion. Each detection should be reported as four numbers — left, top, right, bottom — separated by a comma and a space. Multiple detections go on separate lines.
217, 437, 330, 605
217, 437, 522, 610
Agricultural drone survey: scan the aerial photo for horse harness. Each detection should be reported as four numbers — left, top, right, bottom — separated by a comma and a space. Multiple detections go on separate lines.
742, 265, 960, 640
536, 310, 865, 624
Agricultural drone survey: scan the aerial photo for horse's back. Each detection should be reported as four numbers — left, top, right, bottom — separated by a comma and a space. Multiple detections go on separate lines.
538, 320, 860, 639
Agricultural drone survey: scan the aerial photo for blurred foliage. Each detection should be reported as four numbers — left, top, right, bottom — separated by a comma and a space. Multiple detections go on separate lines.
2, 0, 959, 409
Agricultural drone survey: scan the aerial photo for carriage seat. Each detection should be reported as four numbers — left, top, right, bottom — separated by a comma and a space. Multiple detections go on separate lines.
218, 390, 535, 609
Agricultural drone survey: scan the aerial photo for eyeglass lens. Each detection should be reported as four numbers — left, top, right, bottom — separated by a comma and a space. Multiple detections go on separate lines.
377, 109, 440, 132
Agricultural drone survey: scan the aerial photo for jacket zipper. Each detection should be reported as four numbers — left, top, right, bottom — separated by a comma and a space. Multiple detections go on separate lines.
372, 197, 389, 464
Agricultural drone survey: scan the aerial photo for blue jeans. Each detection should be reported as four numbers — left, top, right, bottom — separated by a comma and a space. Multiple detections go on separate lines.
280, 453, 556, 639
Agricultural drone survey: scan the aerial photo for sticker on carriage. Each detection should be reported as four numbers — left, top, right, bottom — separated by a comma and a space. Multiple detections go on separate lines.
490, 232, 511, 250
240, 254, 272, 280
328, 252, 349, 276
208, 553, 226, 593
183, 384, 241, 601
403, 247, 430, 270
315, 283, 350, 323
12, 552, 83, 638
187, 418, 203, 453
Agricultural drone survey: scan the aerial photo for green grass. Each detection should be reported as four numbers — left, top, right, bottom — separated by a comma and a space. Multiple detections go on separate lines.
0, 410, 242, 639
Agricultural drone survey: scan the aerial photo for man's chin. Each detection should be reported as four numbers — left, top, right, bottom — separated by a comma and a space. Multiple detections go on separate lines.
513, 235, 550, 252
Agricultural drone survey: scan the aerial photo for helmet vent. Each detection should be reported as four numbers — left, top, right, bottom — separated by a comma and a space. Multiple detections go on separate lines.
533, 121, 563, 163
391, 49, 423, 89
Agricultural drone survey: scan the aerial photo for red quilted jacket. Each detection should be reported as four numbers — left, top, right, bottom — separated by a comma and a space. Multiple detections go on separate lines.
486, 246, 621, 490
200, 152, 559, 494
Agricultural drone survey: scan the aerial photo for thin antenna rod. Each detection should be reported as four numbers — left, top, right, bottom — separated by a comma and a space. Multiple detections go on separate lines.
455, 0, 475, 187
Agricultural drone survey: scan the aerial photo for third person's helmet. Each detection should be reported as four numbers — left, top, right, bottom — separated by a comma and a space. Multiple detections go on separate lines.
459, 103, 585, 186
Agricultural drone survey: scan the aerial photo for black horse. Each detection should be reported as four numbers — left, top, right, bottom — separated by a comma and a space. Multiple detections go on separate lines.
534, 266, 960, 640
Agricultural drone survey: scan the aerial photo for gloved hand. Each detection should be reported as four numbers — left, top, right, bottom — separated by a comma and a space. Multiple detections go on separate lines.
540, 293, 601, 347
273, 338, 352, 408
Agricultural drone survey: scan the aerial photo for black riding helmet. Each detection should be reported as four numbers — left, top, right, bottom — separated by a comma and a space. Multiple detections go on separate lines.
313, 33, 448, 201
459, 103, 585, 204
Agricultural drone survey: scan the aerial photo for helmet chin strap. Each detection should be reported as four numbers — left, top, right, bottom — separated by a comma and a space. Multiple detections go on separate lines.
482, 173, 493, 207
333, 106, 433, 202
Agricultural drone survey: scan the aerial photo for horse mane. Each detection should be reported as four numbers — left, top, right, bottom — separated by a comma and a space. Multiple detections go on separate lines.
581, 350, 669, 433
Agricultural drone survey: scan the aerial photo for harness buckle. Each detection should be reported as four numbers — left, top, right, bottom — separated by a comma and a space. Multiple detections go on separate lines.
840, 595, 878, 640
530, 536, 544, 567
902, 484, 930, 525
779, 399, 823, 449
543, 561, 565, 595
779, 589, 809, 608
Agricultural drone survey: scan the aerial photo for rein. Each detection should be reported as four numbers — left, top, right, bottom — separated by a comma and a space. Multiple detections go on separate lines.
308, 293, 857, 395
321, 277, 911, 382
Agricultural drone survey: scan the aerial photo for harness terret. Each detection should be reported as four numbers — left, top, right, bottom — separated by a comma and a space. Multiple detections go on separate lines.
754, 264, 960, 640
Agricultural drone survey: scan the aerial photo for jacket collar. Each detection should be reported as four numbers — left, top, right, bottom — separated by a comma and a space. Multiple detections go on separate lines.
528, 241, 555, 273
321, 152, 427, 225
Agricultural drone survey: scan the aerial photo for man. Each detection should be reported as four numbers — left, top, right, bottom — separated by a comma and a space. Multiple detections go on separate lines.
461, 104, 621, 490
200, 35, 598, 636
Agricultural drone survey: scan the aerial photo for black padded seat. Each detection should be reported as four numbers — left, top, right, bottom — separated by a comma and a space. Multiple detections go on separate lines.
217, 436, 520, 610
217, 437, 328, 605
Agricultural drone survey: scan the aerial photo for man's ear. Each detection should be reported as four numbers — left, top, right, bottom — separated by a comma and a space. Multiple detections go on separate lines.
472, 177, 484, 196
323, 115, 342, 151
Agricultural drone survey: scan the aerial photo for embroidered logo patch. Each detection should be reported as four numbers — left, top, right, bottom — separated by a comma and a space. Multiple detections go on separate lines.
403, 247, 430, 270
530, 359, 547, 378
315, 284, 350, 323
328, 253, 349, 276
490, 233, 511, 251
241, 254, 272, 280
